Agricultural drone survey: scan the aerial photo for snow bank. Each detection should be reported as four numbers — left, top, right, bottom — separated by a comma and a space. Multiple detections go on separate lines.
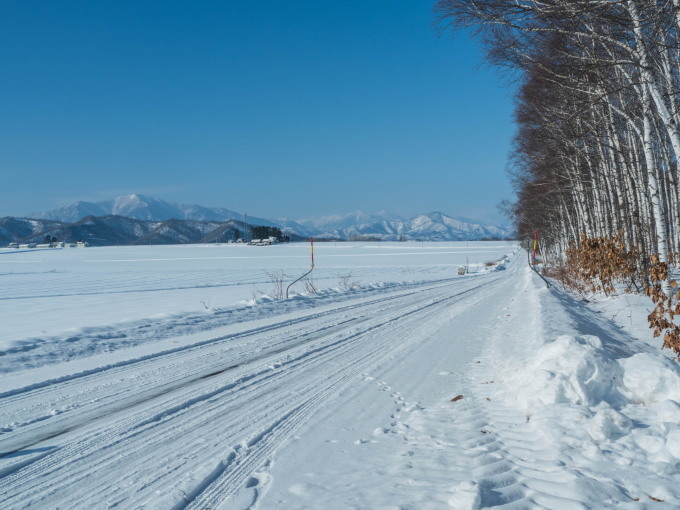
503, 333, 680, 409
497, 329, 680, 481
619, 353, 680, 405
502, 334, 622, 409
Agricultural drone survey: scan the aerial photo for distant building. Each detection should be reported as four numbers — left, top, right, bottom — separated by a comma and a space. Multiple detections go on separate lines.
248, 237, 278, 246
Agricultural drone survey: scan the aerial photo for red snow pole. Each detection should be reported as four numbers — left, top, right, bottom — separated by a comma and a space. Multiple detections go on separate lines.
286, 237, 315, 298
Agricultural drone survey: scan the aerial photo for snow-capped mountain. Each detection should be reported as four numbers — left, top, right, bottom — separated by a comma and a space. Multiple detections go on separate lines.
408, 212, 511, 240
25, 195, 514, 241
29, 201, 110, 223
304, 211, 513, 241
30, 194, 243, 223
298, 211, 405, 232
28, 194, 318, 238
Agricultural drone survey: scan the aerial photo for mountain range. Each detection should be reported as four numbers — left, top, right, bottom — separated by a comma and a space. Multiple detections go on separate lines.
0, 216, 255, 247
1, 194, 514, 246
29, 194, 308, 232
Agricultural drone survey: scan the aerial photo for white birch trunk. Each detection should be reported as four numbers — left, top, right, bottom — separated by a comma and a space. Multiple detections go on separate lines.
642, 87, 672, 293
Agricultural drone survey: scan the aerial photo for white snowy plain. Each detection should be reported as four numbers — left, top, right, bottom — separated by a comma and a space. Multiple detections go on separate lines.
1, 241, 679, 509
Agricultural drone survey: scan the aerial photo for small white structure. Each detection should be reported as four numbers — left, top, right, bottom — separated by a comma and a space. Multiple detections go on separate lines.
457, 266, 466, 275
248, 237, 278, 246
76, 241, 89, 248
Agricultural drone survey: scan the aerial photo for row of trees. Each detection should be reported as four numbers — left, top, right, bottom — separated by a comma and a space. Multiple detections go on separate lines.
436, 0, 680, 268
250, 225, 289, 242
232, 226, 290, 243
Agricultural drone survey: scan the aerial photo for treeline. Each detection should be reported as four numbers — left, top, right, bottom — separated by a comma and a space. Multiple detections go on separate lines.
436, 0, 680, 265
251, 225, 289, 242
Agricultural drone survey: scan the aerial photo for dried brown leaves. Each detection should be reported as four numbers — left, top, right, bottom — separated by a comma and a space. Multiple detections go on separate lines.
551, 233, 679, 356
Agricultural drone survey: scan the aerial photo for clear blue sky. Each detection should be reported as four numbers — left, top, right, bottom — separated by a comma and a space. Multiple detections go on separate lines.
1, 0, 515, 223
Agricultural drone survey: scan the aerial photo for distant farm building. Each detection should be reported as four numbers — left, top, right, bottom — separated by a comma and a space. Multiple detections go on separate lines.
248, 237, 278, 246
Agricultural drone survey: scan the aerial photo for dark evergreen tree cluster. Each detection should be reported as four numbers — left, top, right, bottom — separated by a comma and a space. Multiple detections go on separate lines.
251, 225, 289, 242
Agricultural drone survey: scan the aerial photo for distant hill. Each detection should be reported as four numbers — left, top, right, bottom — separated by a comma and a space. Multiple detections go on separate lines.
30, 194, 238, 223
298, 211, 513, 241
0, 216, 286, 247
29, 194, 307, 229
297, 211, 406, 232
0, 217, 66, 244
14, 194, 515, 244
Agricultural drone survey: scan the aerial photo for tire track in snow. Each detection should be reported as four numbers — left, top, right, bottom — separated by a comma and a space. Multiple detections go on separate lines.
0, 278, 482, 431
0, 271, 508, 509
1, 270, 487, 373
0, 276, 490, 456
411, 269, 594, 509
2, 288, 470, 504
1, 270, 493, 383
443, 359, 591, 509
317, 260, 595, 510
448, 271, 582, 509
183, 280, 500, 510
0, 314, 373, 455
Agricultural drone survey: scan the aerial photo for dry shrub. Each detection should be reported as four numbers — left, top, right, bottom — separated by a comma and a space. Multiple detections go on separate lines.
266, 270, 289, 300
338, 272, 360, 291
544, 232, 643, 296
552, 233, 679, 357
565, 233, 644, 295
302, 275, 317, 294
542, 263, 589, 295
646, 255, 680, 356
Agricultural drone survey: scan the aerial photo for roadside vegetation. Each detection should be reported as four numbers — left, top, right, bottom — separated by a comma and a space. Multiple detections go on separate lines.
437, 1, 680, 355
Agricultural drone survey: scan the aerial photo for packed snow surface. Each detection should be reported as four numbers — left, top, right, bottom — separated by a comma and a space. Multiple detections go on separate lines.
1, 242, 679, 509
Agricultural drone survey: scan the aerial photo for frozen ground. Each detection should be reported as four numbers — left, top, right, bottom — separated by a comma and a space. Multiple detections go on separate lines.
1, 242, 679, 509
0, 241, 512, 349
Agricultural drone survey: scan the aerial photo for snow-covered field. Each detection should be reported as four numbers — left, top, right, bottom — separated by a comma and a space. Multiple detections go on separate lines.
1, 241, 679, 509
0, 241, 512, 352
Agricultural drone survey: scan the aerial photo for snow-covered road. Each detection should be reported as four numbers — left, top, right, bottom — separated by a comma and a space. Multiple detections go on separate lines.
2, 247, 680, 509
0, 249, 511, 508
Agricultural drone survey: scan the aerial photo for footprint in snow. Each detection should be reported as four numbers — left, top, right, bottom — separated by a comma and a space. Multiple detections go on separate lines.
354, 438, 378, 444
448, 481, 481, 509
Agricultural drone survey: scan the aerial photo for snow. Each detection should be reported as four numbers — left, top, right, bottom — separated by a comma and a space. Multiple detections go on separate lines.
0, 241, 514, 350
1, 242, 679, 509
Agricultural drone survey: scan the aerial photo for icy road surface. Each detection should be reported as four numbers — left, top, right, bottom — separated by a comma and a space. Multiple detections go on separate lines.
1, 244, 680, 509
